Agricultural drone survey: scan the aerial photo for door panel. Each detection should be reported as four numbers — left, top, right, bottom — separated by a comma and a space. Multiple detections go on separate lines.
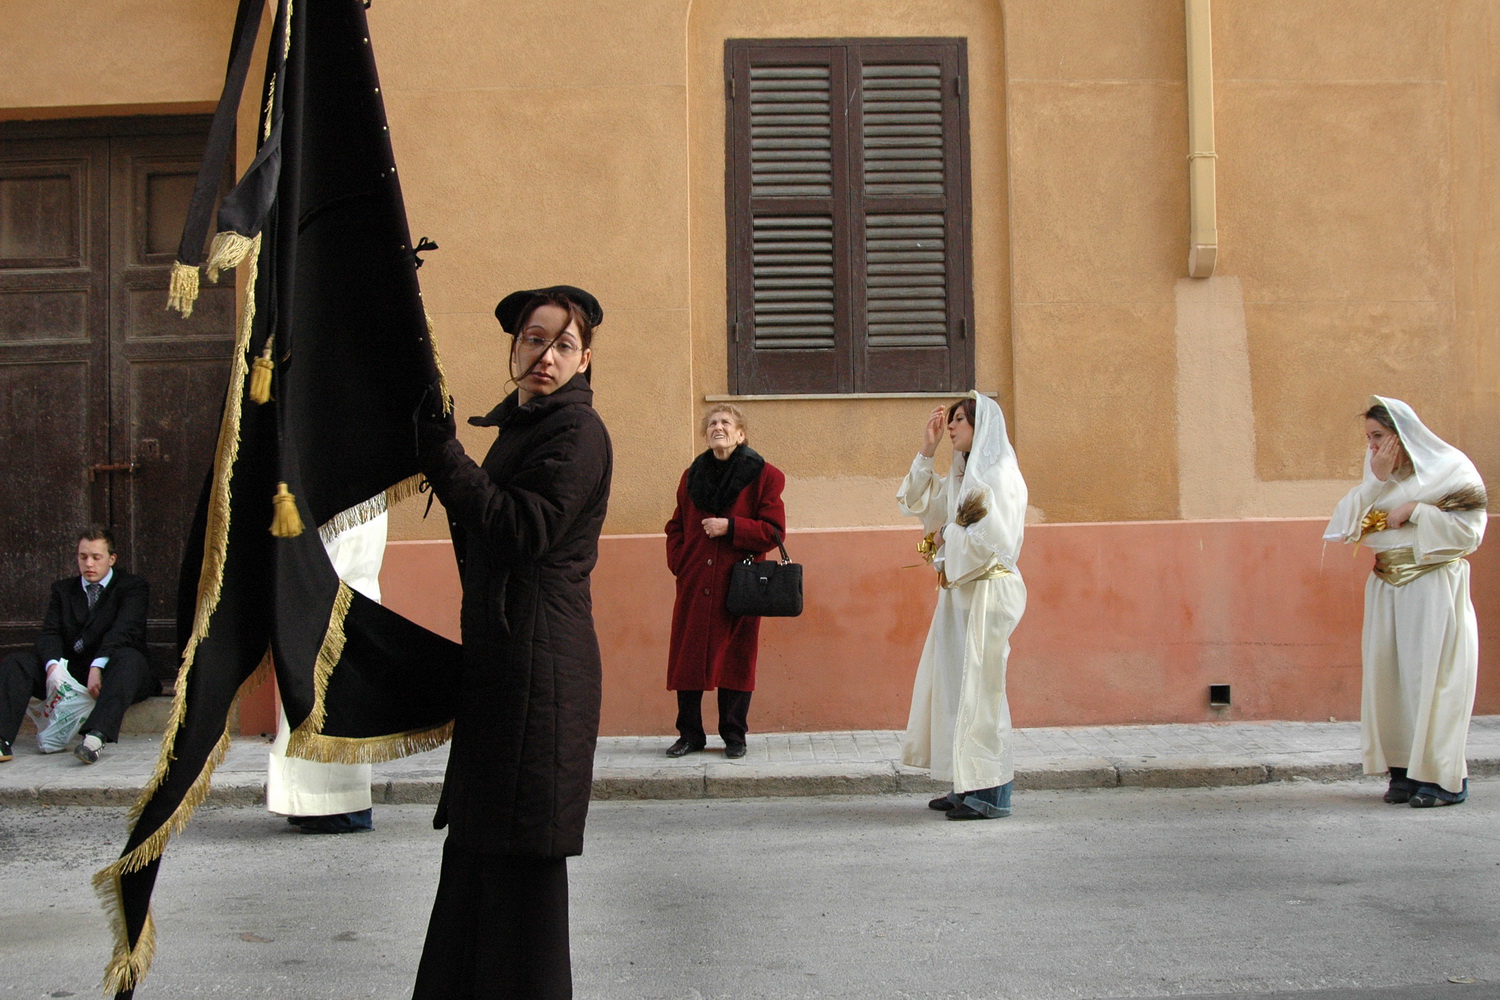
111, 134, 236, 678
0, 140, 109, 655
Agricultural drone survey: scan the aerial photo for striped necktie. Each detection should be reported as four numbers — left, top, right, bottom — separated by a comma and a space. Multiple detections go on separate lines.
87, 582, 101, 610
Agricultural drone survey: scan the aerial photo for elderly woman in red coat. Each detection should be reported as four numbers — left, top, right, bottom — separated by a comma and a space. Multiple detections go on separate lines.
664, 404, 786, 758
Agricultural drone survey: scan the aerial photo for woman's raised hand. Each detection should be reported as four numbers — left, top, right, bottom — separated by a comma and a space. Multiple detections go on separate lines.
1370, 434, 1404, 482
920, 406, 946, 458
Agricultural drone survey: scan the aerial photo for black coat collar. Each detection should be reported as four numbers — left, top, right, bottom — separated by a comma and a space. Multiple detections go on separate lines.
468, 374, 595, 429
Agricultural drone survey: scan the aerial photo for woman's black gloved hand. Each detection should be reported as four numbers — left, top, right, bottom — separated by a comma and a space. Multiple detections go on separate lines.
414, 380, 456, 463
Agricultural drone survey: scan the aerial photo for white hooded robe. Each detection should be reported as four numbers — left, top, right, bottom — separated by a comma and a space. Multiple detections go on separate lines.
1324, 395, 1485, 794
898, 392, 1027, 794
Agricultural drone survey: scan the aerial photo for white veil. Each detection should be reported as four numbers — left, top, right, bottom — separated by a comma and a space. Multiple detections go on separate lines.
1366, 395, 1482, 501
948, 391, 1027, 569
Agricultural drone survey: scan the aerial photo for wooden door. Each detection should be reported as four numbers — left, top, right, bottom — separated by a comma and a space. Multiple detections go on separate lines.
0, 118, 234, 681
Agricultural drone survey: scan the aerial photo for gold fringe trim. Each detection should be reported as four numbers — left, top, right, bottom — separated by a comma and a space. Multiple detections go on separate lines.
97, 727, 230, 990
270, 482, 304, 537
288, 720, 454, 765
302, 581, 352, 736
98, 651, 270, 993
119, 728, 233, 862
280, 579, 453, 764
263, 74, 277, 141
318, 493, 388, 544
387, 472, 424, 509
313, 473, 425, 544
425, 309, 453, 415
142, 233, 262, 804
95, 873, 156, 996
239, 652, 275, 698
166, 261, 201, 318
205, 230, 258, 282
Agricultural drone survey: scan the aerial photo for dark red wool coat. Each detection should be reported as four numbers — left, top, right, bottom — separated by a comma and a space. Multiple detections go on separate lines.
664, 459, 786, 692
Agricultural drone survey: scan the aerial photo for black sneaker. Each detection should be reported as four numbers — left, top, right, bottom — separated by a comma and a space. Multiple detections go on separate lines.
74, 731, 104, 765
0, 738, 11, 762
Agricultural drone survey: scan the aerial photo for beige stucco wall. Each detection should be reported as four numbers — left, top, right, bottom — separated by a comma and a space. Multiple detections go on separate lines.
0, 2, 229, 118
6, 0, 1498, 536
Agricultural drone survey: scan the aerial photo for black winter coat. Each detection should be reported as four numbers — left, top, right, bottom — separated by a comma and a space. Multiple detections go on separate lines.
420, 375, 612, 858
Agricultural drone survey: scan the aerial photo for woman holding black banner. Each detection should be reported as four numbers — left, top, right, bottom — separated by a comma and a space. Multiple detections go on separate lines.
414, 285, 613, 999
664, 404, 786, 759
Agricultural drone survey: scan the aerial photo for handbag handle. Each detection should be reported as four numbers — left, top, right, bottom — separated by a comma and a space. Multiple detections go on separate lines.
740, 528, 791, 565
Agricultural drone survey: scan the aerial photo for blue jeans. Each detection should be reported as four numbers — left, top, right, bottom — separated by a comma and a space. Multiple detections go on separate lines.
944, 781, 1014, 818
960, 785, 1008, 815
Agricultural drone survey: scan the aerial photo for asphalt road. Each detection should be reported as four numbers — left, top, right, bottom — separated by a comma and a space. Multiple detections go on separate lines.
1, 780, 1495, 999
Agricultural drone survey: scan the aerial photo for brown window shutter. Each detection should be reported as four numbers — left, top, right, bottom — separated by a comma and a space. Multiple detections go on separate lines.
727, 39, 972, 394
853, 42, 972, 392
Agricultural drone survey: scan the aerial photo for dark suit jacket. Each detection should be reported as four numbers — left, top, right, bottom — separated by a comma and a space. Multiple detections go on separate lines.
34, 571, 149, 681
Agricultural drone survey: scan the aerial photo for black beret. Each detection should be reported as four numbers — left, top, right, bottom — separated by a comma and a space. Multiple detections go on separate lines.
494, 285, 604, 334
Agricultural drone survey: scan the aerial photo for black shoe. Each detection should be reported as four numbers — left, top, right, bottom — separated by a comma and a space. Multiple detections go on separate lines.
946, 803, 991, 820
928, 794, 957, 811
0, 738, 11, 762
724, 743, 747, 759
665, 738, 706, 758
298, 809, 374, 834
74, 730, 104, 765
1383, 778, 1415, 804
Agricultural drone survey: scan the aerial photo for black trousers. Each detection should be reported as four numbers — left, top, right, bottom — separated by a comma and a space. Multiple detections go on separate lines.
0, 648, 155, 744
675, 688, 753, 747
412, 840, 572, 1000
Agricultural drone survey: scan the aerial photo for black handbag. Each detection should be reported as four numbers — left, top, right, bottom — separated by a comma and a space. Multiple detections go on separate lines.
726, 532, 803, 617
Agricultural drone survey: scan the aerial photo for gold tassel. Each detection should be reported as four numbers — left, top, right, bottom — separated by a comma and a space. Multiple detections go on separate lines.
270, 482, 304, 537
205, 231, 257, 282
165, 261, 200, 318
248, 349, 273, 404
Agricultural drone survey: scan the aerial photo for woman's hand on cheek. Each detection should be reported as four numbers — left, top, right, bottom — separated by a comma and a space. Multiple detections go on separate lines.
1371, 436, 1401, 481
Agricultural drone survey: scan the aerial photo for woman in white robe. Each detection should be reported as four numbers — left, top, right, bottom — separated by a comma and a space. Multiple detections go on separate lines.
898, 392, 1027, 820
265, 509, 386, 831
1325, 396, 1486, 807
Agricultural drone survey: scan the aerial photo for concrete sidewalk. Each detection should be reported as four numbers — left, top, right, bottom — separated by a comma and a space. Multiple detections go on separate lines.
2, 716, 1497, 807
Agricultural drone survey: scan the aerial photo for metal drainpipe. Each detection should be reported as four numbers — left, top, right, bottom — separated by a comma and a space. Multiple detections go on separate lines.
1185, 0, 1218, 277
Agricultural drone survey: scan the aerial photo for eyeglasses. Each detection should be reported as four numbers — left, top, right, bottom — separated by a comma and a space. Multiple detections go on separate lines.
517, 333, 583, 357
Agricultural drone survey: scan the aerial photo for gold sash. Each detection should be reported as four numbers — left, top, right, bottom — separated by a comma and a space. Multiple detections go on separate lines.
939, 562, 1012, 590
1372, 547, 1459, 587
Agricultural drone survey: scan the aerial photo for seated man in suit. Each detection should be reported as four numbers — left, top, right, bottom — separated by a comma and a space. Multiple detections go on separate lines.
0, 526, 156, 764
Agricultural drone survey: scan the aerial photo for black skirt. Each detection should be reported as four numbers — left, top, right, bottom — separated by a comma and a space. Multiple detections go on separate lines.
412, 839, 572, 999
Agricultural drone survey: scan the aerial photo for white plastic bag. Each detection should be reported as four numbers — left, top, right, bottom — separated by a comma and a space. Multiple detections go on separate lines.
25, 670, 96, 753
